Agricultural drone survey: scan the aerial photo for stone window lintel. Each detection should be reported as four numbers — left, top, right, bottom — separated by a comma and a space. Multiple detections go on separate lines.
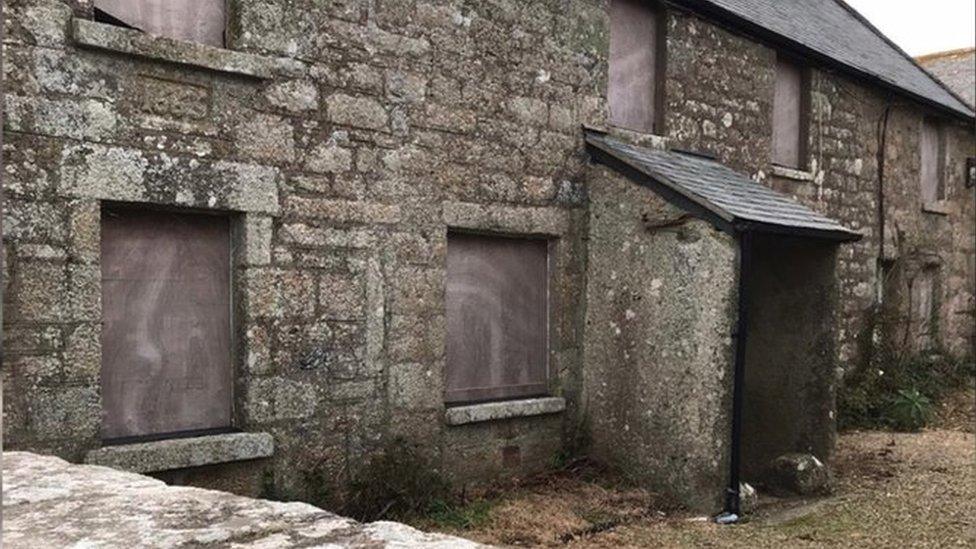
71, 18, 304, 80
443, 201, 571, 237
84, 432, 274, 473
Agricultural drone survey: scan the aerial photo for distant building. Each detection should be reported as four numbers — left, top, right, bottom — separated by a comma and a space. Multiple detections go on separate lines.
917, 48, 976, 108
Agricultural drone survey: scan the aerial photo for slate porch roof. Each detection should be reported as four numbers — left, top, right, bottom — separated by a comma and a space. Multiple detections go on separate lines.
585, 132, 861, 242
670, 0, 975, 120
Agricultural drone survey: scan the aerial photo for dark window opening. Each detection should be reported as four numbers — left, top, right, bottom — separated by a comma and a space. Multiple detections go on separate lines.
94, 7, 141, 30
102, 426, 239, 447
93, 0, 227, 47
772, 56, 810, 169
741, 235, 838, 483
445, 233, 550, 404
920, 118, 946, 202
609, 0, 665, 134
912, 266, 939, 351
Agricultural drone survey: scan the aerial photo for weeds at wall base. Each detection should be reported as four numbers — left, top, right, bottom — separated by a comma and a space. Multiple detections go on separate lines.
341, 438, 453, 523
840, 309, 974, 431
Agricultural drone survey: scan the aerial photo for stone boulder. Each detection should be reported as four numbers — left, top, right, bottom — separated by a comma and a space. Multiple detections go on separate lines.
739, 482, 759, 514
2, 452, 489, 548
768, 453, 833, 496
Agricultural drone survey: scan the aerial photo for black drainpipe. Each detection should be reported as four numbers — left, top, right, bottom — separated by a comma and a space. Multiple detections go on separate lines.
876, 99, 893, 265
718, 230, 752, 522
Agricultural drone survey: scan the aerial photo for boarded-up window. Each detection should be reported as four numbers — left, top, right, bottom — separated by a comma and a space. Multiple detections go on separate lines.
101, 208, 232, 440
445, 234, 549, 404
912, 267, 937, 351
94, 0, 226, 47
772, 56, 807, 168
920, 119, 946, 202
609, 0, 663, 133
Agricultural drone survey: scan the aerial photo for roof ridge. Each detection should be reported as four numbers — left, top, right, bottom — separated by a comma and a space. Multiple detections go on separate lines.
916, 47, 976, 62
831, 0, 975, 117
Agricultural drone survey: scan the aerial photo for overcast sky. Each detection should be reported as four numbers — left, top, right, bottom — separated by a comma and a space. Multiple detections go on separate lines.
845, 0, 976, 56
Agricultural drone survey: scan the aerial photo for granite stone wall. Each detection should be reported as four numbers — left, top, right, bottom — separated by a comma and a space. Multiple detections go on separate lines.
2, 0, 603, 501
583, 165, 738, 511
649, 6, 975, 367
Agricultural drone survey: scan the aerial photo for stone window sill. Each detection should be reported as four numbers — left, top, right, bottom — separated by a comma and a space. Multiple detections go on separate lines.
921, 201, 950, 215
71, 19, 303, 80
445, 397, 566, 426
84, 432, 274, 473
605, 125, 669, 150
770, 164, 816, 182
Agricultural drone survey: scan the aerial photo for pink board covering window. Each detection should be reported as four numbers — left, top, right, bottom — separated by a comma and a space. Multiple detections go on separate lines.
772, 56, 807, 169
445, 234, 549, 404
920, 119, 945, 202
94, 0, 226, 47
609, 0, 661, 134
100, 208, 232, 440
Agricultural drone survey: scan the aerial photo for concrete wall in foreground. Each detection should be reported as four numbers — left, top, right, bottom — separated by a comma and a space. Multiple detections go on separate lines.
582, 165, 738, 512
3, 451, 487, 548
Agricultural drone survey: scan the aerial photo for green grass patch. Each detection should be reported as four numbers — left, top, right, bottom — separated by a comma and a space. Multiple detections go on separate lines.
425, 499, 495, 530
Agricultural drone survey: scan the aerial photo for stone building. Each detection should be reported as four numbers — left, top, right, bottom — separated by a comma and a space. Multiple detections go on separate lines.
3, 0, 973, 514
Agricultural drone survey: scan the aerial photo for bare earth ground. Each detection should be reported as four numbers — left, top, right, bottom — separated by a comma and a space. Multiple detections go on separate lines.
427, 386, 975, 548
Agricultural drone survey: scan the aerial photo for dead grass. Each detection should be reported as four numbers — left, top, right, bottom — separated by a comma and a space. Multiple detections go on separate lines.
423, 387, 976, 548
933, 382, 975, 433
415, 460, 672, 546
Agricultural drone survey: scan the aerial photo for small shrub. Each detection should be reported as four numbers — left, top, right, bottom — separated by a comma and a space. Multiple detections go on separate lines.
887, 388, 933, 431
303, 464, 336, 509
550, 448, 573, 470
343, 438, 452, 522
839, 350, 973, 431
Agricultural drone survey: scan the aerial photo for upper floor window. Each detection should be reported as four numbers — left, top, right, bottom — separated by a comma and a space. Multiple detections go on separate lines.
445, 233, 550, 404
609, 0, 664, 134
94, 0, 226, 47
920, 118, 946, 203
772, 56, 809, 169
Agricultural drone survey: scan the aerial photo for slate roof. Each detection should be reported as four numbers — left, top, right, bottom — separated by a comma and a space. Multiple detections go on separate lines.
585, 133, 861, 241
672, 0, 975, 119
917, 48, 976, 109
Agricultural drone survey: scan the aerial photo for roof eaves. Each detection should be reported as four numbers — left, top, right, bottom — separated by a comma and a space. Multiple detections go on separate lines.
733, 219, 862, 242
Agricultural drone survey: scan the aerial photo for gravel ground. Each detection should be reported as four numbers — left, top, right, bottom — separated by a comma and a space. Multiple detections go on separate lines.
432, 388, 975, 547
579, 429, 975, 548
